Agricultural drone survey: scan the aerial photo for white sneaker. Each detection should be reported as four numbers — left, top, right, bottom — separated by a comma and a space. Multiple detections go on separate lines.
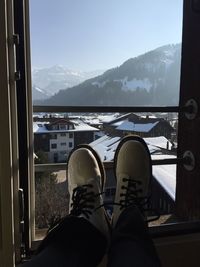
112, 136, 152, 227
68, 145, 110, 240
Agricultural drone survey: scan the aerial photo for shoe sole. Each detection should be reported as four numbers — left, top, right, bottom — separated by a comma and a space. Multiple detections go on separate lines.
67, 144, 106, 191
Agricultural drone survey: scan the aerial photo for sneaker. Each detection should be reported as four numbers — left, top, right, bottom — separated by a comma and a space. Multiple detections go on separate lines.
112, 135, 152, 227
68, 144, 110, 240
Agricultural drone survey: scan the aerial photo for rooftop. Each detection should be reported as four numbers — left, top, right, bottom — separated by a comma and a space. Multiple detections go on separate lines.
90, 135, 176, 200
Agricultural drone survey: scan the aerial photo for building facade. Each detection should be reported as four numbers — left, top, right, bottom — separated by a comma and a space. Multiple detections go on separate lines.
34, 118, 99, 162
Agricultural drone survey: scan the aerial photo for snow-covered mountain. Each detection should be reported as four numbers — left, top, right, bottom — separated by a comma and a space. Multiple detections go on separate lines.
38, 44, 181, 106
32, 65, 104, 100
32, 85, 50, 100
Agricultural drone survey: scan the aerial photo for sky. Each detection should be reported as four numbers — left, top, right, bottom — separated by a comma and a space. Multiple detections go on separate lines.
30, 0, 183, 71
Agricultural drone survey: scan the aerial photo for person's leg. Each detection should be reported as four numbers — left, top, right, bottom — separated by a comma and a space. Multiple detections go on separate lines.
108, 136, 161, 267
107, 206, 160, 267
21, 145, 110, 267
21, 216, 107, 267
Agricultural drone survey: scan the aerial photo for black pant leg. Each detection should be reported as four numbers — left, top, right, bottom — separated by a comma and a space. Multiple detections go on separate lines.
107, 206, 161, 267
21, 245, 80, 267
21, 216, 107, 267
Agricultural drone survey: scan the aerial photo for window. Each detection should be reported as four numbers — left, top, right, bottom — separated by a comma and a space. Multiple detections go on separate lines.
59, 124, 66, 130
7, 0, 200, 266
31, 0, 184, 235
69, 133, 73, 139
61, 142, 66, 146
51, 134, 57, 139
51, 143, 57, 149
52, 125, 59, 130
14, 0, 200, 262
60, 133, 66, 137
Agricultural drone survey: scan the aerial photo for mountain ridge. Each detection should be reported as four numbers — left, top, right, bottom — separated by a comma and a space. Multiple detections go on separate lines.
32, 66, 105, 100
35, 44, 181, 106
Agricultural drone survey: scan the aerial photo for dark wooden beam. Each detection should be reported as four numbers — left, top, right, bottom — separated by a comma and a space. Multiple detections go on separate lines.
176, 0, 200, 219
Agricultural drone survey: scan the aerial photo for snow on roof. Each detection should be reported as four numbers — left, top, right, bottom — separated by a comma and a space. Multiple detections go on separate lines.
90, 135, 120, 162
72, 123, 99, 132
116, 121, 159, 133
69, 119, 99, 132
147, 144, 160, 154
112, 120, 126, 127
141, 115, 157, 119
102, 136, 120, 147
145, 136, 172, 150
152, 154, 176, 200
33, 122, 49, 133
97, 114, 120, 123
82, 118, 102, 125
33, 121, 99, 133
108, 113, 133, 124
90, 135, 110, 146
90, 135, 173, 161
90, 135, 176, 199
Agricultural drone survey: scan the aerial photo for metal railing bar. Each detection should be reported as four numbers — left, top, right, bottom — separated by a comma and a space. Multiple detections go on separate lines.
35, 163, 66, 172
33, 105, 181, 113
35, 158, 179, 173
152, 158, 179, 165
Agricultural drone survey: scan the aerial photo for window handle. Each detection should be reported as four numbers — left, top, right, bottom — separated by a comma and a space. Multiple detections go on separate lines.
19, 188, 24, 232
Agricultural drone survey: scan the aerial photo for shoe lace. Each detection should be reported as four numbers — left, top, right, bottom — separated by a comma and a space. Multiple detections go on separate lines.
116, 177, 160, 222
70, 184, 99, 219
47, 184, 99, 233
119, 177, 147, 209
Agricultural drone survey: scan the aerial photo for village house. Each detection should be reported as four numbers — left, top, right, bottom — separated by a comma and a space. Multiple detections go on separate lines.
34, 118, 99, 162
102, 113, 175, 139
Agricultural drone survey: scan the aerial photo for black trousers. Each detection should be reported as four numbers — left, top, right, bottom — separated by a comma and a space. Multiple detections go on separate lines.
21, 206, 161, 267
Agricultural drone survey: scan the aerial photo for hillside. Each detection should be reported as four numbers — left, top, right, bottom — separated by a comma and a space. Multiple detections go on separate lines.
36, 44, 181, 106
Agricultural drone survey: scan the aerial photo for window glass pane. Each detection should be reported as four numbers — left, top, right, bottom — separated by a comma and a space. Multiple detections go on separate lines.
30, 1, 183, 107
60, 142, 66, 146
69, 133, 73, 139
30, 0, 184, 240
51, 144, 57, 149
34, 111, 179, 239
35, 170, 68, 233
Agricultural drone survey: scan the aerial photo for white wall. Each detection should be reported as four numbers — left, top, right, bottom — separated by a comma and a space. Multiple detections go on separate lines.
49, 132, 74, 162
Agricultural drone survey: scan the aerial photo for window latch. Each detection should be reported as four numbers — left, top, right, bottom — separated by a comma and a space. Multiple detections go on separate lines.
13, 34, 20, 46
184, 99, 198, 120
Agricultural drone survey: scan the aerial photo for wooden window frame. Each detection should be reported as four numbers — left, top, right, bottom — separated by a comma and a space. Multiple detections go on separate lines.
11, 0, 200, 259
